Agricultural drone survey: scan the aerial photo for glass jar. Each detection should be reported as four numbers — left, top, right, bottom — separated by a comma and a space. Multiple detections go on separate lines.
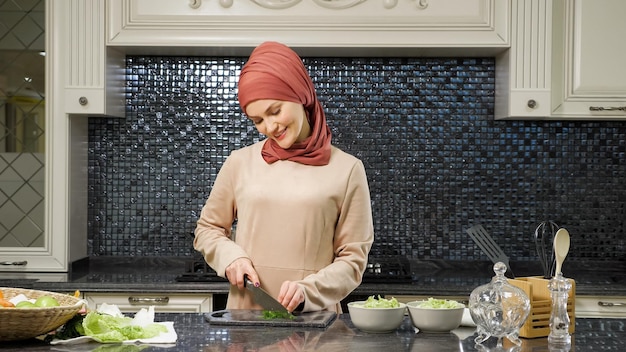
469, 262, 531, 348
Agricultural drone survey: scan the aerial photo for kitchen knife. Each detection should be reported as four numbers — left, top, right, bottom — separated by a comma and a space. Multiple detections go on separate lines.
244, 276, 288, 313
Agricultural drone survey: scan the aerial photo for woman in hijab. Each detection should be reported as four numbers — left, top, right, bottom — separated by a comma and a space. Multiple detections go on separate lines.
194, 41, 374, 313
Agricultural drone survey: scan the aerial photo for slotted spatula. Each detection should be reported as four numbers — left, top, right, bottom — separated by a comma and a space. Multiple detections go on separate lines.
466, 224, 515, 278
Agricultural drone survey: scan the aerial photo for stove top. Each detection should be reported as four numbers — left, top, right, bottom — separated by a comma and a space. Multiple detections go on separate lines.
362, 256, 413, 284
176, 257, 413, 284
175, 260, 228, 283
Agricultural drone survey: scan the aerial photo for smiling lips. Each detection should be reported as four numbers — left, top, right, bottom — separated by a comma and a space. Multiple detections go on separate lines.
274, 129, 287, 140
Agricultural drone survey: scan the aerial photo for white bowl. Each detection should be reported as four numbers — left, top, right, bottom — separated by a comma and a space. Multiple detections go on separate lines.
406, 300, 465, 332
347, 301, 407, 333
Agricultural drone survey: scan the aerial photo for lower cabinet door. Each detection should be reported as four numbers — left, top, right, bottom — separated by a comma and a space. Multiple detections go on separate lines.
83, 293, 213, 313
575, 296, 626, 318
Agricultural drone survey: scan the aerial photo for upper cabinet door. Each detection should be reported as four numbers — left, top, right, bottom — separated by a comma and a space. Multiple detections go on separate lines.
551, 0, 626, 118
57, 0, 125, 117
496, 0, 626, 120
106, 0, 509, 54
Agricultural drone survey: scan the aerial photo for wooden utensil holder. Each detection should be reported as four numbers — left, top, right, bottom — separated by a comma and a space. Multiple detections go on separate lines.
508, 276, 576, 338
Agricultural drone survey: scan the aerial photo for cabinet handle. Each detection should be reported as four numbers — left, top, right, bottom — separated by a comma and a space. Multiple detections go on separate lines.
589, 106, 626, 112
0, 261, 27, 266
128, 296, 170, 305
78, 96, 88, 106
189, 0, 201, 9
598, 301, 626, 307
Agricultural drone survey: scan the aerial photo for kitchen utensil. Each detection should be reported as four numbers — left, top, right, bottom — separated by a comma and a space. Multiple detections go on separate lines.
534, 220, 559, 278
244, 275, 288, 313
205, 309, 337, 328
554, 228, 570, 276
466, 225, 515, 278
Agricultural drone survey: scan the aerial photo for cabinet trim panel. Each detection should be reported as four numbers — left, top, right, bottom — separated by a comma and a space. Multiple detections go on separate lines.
106, 0, 509, 51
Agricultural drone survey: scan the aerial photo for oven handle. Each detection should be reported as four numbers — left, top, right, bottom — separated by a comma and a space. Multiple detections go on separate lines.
128, 296, 170, 305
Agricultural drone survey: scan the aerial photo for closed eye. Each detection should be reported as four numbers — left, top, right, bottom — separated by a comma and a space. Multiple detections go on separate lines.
269, 108, 281, 116
246, 101, 282, 125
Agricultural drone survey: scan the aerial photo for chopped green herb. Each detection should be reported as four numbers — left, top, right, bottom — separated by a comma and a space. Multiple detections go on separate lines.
262, 310, 295, 320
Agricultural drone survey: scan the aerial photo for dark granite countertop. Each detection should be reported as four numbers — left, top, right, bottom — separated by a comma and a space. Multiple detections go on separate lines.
1, 313, 625, 351
1, 256, 625, 297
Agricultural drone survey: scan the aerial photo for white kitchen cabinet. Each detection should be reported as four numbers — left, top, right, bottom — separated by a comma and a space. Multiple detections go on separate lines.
106, 0, 509, 55
83, 292, 213, 313
3, 0, 126, 273
550, 0, 626, 118
53, 0, 125, 117
496, 0, 626, 120
2, 0, 127, 272
576, 296, 626, 318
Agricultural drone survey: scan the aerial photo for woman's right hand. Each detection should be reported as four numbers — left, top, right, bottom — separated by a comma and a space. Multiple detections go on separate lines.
225, 257, 259, 290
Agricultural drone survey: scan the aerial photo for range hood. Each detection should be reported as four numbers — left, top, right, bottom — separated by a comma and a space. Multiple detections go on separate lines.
106, 0, 510, 58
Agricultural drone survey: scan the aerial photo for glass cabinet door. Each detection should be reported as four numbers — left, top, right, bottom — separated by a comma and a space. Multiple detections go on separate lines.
0, 0, 46, 263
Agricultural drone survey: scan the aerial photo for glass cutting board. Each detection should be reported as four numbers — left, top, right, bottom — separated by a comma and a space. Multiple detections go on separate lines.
205, 309, 337, 328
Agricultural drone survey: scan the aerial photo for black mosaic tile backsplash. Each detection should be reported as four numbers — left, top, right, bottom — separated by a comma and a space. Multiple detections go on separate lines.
88, 56, 626, 262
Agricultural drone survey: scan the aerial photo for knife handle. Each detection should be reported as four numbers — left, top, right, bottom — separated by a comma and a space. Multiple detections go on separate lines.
244, 274, 254, 287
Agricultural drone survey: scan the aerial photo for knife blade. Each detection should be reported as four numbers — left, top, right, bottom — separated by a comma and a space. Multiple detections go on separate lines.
244, 276, 288, 313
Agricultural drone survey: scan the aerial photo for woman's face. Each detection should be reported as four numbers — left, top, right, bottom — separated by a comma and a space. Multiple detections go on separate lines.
245, 99, 311, 149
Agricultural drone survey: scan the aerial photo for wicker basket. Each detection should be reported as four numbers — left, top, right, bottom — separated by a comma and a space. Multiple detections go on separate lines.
0, 287, 85, 342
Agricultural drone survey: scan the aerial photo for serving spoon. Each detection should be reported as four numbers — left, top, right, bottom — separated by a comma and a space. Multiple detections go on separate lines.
553, 228, 570, 276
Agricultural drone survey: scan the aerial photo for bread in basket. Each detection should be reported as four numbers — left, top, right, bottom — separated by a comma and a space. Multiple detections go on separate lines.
0, 287, 85, 342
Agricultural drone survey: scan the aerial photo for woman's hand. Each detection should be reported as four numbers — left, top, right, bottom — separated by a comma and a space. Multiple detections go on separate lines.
266, 332, 305, 352
278, 280, 305, 313
225, 258, 259, 290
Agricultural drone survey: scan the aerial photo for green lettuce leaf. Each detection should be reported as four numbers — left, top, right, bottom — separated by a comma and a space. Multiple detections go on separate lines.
357, 295, 401, 308
417, 297, 462, 309
82, 311, 167, 342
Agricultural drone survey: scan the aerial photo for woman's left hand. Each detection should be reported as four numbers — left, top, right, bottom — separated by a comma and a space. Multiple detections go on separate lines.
278, 280, 305, 313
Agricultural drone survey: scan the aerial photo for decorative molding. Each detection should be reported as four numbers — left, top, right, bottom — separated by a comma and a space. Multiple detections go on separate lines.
188, 0, 201, 9
107, 0, 509, 52
382, 0, 398, 9
249, 0, 369, 10
250, 0, 302, 10
311, 0, 367, 9
218, 0, 427, 11
414, 0, 429, 10
190, 0, 235, 9
220, 0, 234, 8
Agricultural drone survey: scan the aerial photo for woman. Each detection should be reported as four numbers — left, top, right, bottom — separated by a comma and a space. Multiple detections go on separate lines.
194, 41, 374, 313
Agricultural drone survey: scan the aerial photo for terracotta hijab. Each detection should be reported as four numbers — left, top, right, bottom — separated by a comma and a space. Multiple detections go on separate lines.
237, 41, 332, 166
